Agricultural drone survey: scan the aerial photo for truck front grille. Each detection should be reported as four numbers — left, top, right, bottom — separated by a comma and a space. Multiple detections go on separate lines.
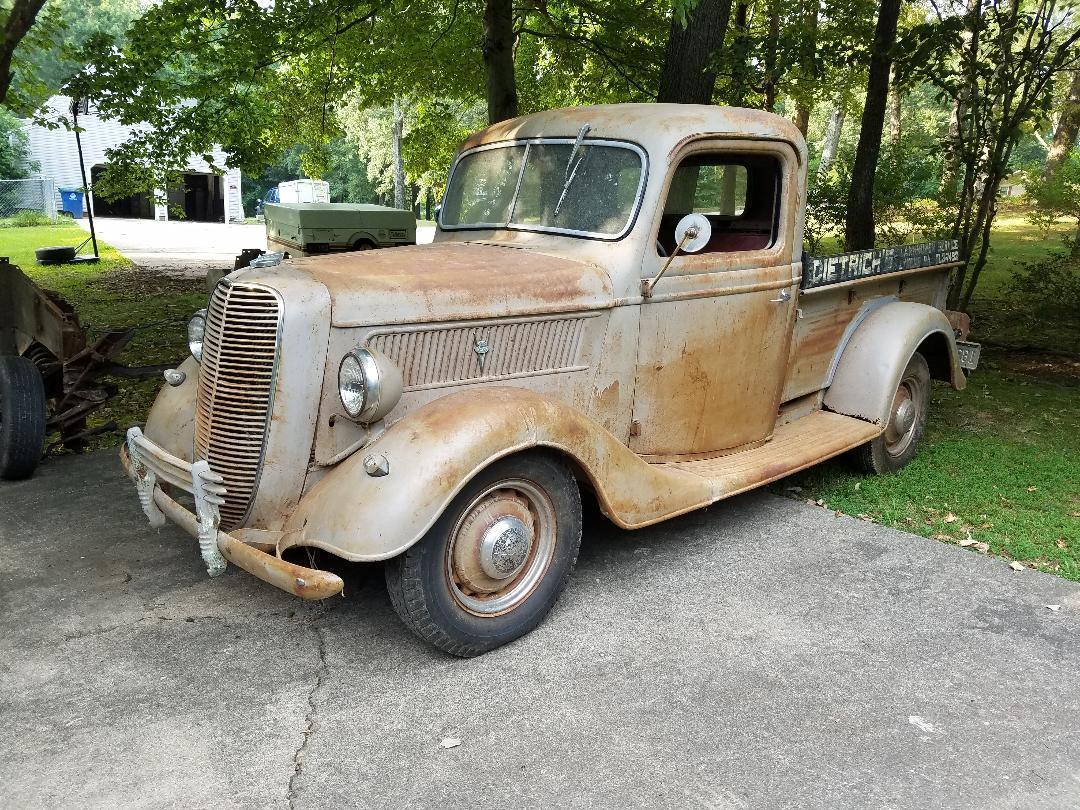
194, 281, 281, 528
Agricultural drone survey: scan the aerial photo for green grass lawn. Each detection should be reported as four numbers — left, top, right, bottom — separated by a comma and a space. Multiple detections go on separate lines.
0, 219, 206, 447
778, 213, 1079, 580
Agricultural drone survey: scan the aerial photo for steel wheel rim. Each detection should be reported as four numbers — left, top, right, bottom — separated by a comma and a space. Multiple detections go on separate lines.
445, 478, 558, 616
884, 375, 923, 457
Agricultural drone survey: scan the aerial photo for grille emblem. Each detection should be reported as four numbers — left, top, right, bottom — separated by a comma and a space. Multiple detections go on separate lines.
473, 336, 490, 373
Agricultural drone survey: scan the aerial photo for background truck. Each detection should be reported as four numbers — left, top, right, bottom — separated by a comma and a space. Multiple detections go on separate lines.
263, 202, 417, 256
123, 104, 979, 658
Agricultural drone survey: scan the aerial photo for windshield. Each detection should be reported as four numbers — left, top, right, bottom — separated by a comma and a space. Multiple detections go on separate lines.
440, 139, 646, 238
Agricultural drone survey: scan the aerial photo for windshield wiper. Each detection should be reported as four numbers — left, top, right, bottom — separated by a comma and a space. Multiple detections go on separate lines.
553, 123, 591, 218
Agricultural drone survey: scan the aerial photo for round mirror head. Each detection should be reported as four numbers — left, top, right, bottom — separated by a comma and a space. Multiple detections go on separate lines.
675, 213, 711, 253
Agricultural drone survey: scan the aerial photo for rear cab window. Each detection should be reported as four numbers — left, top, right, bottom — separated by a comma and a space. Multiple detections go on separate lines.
657, 154, 781, 256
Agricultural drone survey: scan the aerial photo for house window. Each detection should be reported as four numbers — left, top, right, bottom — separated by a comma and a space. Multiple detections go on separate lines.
657, 153, 781, 256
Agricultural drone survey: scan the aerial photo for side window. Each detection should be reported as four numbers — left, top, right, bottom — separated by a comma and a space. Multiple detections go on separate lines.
657, 153, 781, 256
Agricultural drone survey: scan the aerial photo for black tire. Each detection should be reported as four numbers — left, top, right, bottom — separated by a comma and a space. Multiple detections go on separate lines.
854, 352, 930, 475
34, 246, 77, 264
0, 356, 47, 480
352, 239, 375, 251
385, 451, 583, 657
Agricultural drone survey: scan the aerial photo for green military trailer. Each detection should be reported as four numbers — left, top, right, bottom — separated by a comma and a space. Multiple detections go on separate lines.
264, 203, 417, 256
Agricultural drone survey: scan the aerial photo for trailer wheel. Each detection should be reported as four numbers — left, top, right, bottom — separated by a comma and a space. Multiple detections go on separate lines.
854, 352, 930, 475
385, 451, 582, 657
0, 356, 47, 480
34, 246, 77, 264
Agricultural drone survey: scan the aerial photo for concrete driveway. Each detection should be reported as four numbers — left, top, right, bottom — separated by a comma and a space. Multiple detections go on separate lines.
80, 217, 436, 275
2, 451, 1079, 808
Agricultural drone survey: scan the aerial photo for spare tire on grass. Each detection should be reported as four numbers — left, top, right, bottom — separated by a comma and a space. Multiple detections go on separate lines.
35, 245, 77, 264
0, 355, 47, 480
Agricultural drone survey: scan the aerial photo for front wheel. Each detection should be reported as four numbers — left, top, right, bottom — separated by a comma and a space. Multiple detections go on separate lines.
385, 451, 582, 657
854, 351, 930, 475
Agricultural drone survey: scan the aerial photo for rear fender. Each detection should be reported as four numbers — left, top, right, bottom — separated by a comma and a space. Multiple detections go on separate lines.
281, 387, 712, 561
823, 301, 965, 426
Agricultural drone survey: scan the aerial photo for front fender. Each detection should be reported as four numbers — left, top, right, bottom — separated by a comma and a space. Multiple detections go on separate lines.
281, 387, 712, 561
143, 356, 198, 462
823, 301, 965, 426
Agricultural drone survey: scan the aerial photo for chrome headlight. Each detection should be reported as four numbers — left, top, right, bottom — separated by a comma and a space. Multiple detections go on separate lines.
338, 347, 402, 423
187, 309, 206, 363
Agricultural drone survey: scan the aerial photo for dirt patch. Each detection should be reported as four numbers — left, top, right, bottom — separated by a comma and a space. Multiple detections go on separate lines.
993, 348, 1080, 386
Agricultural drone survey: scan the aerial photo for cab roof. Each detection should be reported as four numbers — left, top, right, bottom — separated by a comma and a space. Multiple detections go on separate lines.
459, 103, 807, 163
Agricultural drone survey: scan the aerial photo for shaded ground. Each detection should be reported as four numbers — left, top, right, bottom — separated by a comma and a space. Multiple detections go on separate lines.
2, 451, 1080, 808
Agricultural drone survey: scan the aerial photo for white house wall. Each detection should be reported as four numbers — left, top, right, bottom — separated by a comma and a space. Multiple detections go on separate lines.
21, 96, 244, 222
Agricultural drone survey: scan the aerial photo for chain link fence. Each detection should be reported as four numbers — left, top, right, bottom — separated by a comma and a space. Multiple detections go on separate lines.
0, 178, 58, 221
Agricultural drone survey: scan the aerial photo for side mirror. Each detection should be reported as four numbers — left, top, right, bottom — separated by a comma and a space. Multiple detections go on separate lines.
674, 213, 711, 253
643, 213, 713, 299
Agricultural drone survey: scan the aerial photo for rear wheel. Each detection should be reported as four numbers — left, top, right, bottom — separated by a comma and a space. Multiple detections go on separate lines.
385, 452, 582, 657
0, 356, 47, 480
854, 352, 930, 475
352, 239, 375, 251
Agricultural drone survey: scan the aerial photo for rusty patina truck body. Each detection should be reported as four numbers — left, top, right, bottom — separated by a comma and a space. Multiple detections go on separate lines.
122, 104, 978, 656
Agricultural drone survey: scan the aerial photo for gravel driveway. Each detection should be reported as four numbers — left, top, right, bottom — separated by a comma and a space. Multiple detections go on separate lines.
3, 451, 1079, 808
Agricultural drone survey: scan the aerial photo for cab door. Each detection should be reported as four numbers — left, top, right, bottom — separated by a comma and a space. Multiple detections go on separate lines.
629, 140, 801, 459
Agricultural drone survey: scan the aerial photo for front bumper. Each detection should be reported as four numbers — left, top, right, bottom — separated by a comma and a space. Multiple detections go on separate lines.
121, 427, 343, 600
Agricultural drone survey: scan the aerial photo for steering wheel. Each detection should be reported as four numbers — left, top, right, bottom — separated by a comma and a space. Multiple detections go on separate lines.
656, 239, 668, 258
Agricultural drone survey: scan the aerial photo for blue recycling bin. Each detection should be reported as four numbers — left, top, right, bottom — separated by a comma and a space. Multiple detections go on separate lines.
58, 187, 85, 218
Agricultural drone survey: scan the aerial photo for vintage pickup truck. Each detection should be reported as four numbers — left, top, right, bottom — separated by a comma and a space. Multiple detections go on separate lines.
122, 104, 979, 656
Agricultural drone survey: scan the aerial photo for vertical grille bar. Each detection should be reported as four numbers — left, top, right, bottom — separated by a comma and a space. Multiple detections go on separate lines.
194, 281, 281, 528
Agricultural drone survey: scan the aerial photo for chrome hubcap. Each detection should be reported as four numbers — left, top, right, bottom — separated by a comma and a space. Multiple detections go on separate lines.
893, 398, 916, 436
884, 377, 922, 457
446, 480, 557, 616
479, 515, 531, 579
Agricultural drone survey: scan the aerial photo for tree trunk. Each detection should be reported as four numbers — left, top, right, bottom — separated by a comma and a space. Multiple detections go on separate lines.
843, 0, 902, 251
656, 0, 733, 104
887, 65, 902, 143
940, 94, 963, 201
728, 1, 751, 106
482, 0, 518, 124
761, 2, 780, 111
792, 0, 819, 135
1044, 69, 1080, 178
0, 0, 48, 104
817, 98, 846, 178
392, 96, 405, 209
793, 103, 811, 136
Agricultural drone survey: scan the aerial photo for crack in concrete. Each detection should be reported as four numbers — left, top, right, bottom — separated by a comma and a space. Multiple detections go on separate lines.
61, 614, 230, 642
287, 619, 329, 809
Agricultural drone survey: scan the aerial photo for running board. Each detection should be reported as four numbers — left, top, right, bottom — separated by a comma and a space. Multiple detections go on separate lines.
661, 410, 881, 500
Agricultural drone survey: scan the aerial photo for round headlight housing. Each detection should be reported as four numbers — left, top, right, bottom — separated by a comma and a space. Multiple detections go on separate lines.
338, 347, 402, 423
187, 309, 206, 363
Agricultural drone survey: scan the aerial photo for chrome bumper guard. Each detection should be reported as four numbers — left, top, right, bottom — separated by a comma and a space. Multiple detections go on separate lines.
126, 427, 227, 576
121, 427, 343, 600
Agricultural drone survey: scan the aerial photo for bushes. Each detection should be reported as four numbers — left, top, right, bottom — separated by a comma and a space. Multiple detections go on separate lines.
1006, 245, 1080, 321
0, 210, 60, 228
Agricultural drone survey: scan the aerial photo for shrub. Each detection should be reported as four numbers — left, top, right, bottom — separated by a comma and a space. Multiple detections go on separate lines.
0, 210, 56, 228
1005, 244, 1080, 320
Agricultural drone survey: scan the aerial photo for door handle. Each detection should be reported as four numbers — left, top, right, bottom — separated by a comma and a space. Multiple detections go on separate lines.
770, 289, 791, 303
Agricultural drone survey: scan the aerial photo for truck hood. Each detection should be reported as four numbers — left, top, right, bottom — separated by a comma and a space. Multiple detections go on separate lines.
284, 242, 614, 327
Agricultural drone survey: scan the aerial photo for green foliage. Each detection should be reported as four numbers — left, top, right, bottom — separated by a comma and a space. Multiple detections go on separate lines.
1024, 150, 1080, 233
0, 106, 35, 176
1005, 248, 1080, 322
6, 0, 142, 112
0, 209, 54, 227
806, 134, 952, 250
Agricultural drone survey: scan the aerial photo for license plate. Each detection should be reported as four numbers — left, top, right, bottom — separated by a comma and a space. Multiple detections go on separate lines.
957, 340, 981, 371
